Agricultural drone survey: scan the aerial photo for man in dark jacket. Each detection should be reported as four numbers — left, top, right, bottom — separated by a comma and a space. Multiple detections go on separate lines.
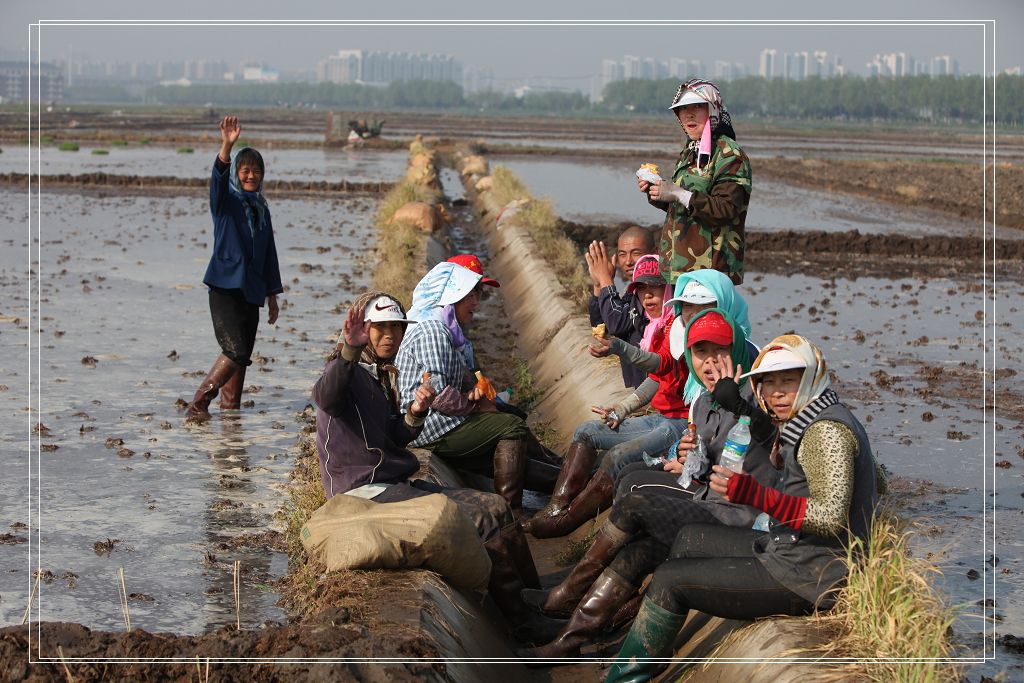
586, 225, 656, 388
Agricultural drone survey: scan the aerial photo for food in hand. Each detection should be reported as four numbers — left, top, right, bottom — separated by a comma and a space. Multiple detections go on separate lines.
474, 371, 497, 400
422, 371, 431, 384
592, 323, 608, 339
636, 163, 662, 184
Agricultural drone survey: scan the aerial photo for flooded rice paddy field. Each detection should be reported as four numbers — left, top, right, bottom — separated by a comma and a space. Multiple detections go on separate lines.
495, 155, 1015, 240
0, 186, 379, 633
0, 144, 408, 182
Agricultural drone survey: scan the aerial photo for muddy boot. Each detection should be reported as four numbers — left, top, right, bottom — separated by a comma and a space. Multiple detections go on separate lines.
524, 458, 561, 494
522, 521, 630, 617
518, 569, 636, 662
524, 468, 614, 539
525, 431, 564, 468
185, 354, 238, 424
484, 524, 564, 644
219, 363, 246, 410
505, 518, 541, 590
603, 597, 687, 683
492, 439, 527, 518
522, 442, 597, 533
608, 592, 643, 632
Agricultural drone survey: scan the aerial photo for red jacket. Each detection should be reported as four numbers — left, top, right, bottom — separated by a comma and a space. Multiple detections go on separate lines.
647, 315, 689, 419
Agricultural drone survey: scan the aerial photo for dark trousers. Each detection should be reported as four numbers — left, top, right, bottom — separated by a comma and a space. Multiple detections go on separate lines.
646, 524, 815, 619
607, 492, 724, 584
209, 286, 259, 366
372, 479, 512, 542
614, 460, 701, 502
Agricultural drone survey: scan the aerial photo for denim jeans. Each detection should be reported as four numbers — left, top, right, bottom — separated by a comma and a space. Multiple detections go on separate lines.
573, 414, 688, 478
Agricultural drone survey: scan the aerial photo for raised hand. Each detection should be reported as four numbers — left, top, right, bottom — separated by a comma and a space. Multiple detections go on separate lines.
708, 356, 742, 393
586, 240, 616, 289
342, 304, 370, 347
218, 116, 241, 162
591, 404, 621, 429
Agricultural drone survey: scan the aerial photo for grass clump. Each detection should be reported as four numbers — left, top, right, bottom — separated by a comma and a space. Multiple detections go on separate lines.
57, 142, 79, 152
110, 139, 128, 146
91, 149, 109, 155
785, 511, 960, 682
177, 146, 194, 154
488, 165, 590, 310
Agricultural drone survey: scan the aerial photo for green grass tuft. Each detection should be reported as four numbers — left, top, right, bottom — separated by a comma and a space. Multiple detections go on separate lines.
57, 142, 79, 151
91, 149, 109, 155
176, 146, 194, 154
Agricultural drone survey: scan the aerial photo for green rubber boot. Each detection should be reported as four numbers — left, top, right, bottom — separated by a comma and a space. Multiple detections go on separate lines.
603, 597, 687, 683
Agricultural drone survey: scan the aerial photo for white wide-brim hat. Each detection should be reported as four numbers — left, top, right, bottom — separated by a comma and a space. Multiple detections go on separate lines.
669, 90, 707, 110
740, 348, 807, 379
664, 280, 717, 308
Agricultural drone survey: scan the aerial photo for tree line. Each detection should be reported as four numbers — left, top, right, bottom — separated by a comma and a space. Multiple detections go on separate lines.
63, 74, 1024, 125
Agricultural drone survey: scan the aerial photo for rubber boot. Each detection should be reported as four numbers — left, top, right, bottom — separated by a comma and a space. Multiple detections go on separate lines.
219, 363, 247, 410
524, 468, 614, 539
492, 439, 527, 518
603, 597, 688, 683
505, 517, 541, 590
524, 458, 561, 495
518, 569, 636, 662
484, 524, 564, 644
522, 521, 630, 617
608, 592, 643, 632
185, 354, 238, 424
522, 442, 597, 531
525, 431, 564, 468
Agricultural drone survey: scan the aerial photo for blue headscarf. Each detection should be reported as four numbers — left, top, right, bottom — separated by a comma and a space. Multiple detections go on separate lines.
229, 149, 269, 241
671, 269, 751, 338
408, 261, 482, 369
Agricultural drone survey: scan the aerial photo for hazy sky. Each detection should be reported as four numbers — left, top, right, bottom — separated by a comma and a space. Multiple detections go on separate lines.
5, 0, 1023, 83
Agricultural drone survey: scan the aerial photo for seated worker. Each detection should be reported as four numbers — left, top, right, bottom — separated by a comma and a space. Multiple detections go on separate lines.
396, 257, 558, 520
518, 309, 779, 660
311, 290, 558, 642
523, 255, 686, 539
603, 335, 885, 682
585, 226, 657, 388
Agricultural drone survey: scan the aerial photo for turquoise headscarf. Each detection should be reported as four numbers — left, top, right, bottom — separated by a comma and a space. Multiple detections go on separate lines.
670, 269, 750, 336
681, 307, 751, 406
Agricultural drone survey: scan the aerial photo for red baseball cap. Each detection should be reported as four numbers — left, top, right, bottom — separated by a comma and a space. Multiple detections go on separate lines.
686, 311, 733, 348
447, 254, 500, 287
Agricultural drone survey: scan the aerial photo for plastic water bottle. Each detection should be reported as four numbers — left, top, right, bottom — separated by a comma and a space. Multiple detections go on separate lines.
495, 387, 513, 405
676, 424, 706, 487
719, 416, 751, 474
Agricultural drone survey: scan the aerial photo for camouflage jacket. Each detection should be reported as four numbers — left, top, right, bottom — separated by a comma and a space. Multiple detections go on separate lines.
655, 135, 751, 285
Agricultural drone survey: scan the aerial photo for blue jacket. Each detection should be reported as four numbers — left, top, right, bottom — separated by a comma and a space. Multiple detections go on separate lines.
202, 157, 283, 306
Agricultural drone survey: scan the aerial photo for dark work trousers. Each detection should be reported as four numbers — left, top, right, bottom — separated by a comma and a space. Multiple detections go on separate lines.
606, 491, 725, 584
646, 524, 815, 619
614, 461, 702, 503
372, 479, 512, 542
209, 286, 260, 366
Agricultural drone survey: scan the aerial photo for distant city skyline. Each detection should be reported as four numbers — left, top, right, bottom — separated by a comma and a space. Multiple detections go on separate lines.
3, 3, 1019, 93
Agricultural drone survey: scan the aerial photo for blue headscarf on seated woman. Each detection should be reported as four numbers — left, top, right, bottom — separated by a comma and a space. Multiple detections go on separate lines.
407, 260, 483, 370
666, 268, 754, 363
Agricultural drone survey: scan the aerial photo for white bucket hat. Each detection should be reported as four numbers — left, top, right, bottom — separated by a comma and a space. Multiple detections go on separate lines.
664, 280, 717, 308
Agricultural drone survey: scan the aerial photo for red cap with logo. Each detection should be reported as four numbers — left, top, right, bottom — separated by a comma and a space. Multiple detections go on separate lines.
447, 254, 500, 287
626, 254, 666, 293
685, 311, 733, 348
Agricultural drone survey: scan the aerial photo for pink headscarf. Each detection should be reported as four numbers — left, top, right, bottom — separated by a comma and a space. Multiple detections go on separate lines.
628, 254, 674, 351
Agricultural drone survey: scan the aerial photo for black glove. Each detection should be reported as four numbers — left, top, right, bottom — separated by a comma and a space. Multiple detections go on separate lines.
712, 378, 777, 445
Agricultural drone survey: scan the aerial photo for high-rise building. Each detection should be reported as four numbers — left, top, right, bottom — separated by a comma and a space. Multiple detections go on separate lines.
317, 49, 461, 85
759, 49, 777, 79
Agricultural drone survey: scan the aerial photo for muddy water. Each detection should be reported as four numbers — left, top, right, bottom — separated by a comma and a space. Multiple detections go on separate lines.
0, 186, 379, 633
493, 155, 1018, 241
0, 145, 407, 182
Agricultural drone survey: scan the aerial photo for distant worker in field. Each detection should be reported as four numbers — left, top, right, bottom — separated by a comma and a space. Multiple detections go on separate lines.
585, 225, 657, 388
185, 116, 283, 424
637, 78, 751, 285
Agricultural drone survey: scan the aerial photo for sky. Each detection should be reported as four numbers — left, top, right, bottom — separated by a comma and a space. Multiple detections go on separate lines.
3, 0, 1023, 85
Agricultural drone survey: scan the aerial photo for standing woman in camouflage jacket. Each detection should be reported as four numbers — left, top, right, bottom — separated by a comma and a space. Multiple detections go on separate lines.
637, 78, 751, 285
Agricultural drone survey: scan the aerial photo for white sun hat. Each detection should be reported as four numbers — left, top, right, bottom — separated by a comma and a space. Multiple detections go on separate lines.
740, 348, 807, 379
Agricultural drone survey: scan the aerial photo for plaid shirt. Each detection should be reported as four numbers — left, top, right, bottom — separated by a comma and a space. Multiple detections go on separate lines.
395, 318, 469, 446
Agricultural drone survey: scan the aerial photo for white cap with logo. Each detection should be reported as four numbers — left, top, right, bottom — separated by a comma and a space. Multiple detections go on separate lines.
664, 280, 718, 308
364, 295, 416, 324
